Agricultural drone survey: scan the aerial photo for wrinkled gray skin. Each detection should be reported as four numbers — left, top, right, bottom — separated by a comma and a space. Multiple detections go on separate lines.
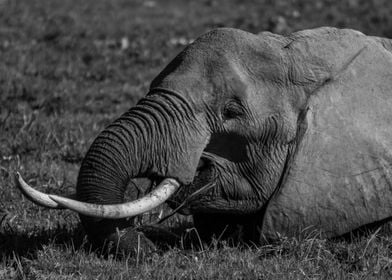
76, 27, 392, 252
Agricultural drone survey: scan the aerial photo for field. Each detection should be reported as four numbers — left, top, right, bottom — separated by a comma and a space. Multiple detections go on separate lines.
2, 0, 392, 279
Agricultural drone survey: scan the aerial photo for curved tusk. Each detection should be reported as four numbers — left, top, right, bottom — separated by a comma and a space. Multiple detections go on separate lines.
49, 178, 180, 219
14, 172, 72, 209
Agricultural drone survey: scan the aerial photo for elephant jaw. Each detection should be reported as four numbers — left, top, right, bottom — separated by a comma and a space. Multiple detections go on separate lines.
15, 172, 180, 219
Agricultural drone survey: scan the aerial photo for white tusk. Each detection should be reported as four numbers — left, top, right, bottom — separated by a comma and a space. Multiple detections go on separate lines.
49, 178, 180, 219
15, 172, 71, 209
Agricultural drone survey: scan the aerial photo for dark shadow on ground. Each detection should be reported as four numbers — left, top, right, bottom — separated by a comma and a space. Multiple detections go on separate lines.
0, 222, 87, 261
0, 219, 202, 262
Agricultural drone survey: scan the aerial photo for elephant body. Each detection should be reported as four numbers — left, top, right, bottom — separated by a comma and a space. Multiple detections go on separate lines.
17, 27, 392, 252
260, 30, 392, 240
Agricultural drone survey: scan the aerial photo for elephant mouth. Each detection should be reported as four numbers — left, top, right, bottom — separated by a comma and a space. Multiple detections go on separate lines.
166, 154, 218, 214
193, 155, 217, 187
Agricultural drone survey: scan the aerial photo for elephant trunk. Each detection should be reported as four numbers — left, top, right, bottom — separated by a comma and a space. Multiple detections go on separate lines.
75, 118, 141, 206
73, 90, 208, 246
76, 90, 205, 205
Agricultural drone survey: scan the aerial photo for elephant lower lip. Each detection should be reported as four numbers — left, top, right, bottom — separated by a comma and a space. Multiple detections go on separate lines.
194, 153, 220, 185
197, 157, 207, 170
190, 160, 217, 197
197, 153, 215, 170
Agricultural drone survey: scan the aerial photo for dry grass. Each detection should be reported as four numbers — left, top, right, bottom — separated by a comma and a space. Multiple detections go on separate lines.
2, 0, 392, 278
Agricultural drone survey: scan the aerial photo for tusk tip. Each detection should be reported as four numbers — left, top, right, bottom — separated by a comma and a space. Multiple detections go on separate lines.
14, 172, 64, 209
14, 172, 29, 194
14, 172, 25, 185
14, 172, 24, 189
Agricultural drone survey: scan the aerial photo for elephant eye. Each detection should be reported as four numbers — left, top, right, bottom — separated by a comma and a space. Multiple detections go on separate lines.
222, 100, 245, 120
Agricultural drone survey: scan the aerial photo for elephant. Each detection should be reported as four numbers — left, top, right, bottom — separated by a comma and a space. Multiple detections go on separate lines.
15, 27, 392, 253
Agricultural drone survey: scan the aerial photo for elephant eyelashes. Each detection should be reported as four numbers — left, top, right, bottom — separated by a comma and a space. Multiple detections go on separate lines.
222, 100, 245, 120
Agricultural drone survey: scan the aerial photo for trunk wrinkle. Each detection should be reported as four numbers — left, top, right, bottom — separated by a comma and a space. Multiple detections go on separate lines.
148, 87, 197, 120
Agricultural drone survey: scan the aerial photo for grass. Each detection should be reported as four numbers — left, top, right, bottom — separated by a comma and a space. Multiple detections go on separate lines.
1, 0, 392, 278
2, 228, 392, 279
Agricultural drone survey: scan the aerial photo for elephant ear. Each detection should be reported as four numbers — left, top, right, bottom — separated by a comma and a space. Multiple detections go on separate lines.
261, 28, 392, 240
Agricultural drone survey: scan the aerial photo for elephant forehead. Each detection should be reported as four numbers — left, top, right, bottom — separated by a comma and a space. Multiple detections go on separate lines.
150, 28, 288, 102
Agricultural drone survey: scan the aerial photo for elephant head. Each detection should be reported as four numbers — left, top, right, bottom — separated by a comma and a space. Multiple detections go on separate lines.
16, 27, 392, 251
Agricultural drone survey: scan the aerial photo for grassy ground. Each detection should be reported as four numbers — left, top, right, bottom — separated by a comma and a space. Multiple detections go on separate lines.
2, 0, 392, 279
